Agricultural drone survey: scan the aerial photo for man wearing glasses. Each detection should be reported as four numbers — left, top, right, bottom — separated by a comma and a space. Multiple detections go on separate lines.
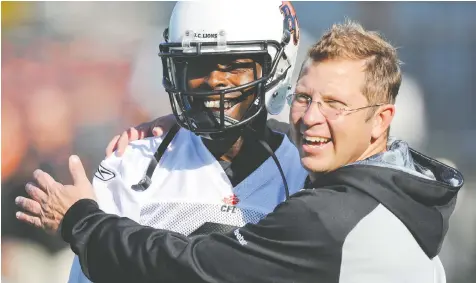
17, 21, 463, 283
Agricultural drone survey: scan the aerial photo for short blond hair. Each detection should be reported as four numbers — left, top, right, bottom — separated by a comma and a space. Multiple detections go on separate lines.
307, 20, 402, 104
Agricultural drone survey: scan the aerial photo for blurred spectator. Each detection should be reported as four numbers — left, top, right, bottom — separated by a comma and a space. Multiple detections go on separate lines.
26, 86, 74, 161
1, 98, 28, 181
390, 74, 429, 151
127, 27, 172, 119
1, 18, 148, 283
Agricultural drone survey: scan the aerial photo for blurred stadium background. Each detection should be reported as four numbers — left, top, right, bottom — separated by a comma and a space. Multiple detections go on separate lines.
1, 2, 475, 283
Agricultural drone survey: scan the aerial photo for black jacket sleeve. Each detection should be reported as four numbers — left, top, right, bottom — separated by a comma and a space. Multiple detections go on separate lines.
61, 191, 347, 283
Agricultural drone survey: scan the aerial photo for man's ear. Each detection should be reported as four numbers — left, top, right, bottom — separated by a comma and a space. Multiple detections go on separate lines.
371, 104, 395, 140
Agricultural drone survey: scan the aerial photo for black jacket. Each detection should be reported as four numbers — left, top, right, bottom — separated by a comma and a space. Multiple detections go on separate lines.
61, 139, 463, 283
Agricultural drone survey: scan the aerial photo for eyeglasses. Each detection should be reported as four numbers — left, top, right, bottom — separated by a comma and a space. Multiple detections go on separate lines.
287, 93, 383, 120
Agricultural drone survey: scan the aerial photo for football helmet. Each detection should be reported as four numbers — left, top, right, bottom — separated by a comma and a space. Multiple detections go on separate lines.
159, 1, 300, 139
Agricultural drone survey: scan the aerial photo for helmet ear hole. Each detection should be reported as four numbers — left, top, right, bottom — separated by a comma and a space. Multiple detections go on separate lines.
163, 28, 169, 42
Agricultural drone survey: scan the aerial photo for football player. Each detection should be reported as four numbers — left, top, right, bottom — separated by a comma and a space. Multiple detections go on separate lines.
67, 1, 307, 282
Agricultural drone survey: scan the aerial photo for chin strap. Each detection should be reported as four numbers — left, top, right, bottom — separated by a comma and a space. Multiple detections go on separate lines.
131, 124, 180, 191
244, 125, 290, 200
130, 117, 290, 201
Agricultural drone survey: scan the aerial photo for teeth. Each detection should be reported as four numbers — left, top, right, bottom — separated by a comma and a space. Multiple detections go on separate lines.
204, 101, 219, 108
303, 135, 330, 143
204, 100, 234, 109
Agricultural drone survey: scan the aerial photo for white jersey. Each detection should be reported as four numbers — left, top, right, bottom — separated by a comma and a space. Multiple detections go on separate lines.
68, 128, 308, 283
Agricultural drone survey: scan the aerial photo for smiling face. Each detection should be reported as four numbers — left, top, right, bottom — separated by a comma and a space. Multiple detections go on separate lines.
288, 21, 401, 177
185, 55, 263, 122
290, 59, 392, 175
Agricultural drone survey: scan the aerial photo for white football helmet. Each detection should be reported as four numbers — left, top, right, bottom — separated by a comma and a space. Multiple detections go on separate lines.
159, 1, 300, 138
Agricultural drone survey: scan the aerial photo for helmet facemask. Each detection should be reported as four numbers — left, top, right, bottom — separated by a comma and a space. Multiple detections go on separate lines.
159, 36, 291, 140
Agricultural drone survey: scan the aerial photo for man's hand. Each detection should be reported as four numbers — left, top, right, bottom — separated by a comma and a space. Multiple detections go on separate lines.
106, 114, 177, 157
15, 155, 96, 234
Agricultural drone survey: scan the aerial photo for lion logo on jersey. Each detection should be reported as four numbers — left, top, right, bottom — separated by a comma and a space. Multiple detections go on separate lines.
280, 1, 300, 46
